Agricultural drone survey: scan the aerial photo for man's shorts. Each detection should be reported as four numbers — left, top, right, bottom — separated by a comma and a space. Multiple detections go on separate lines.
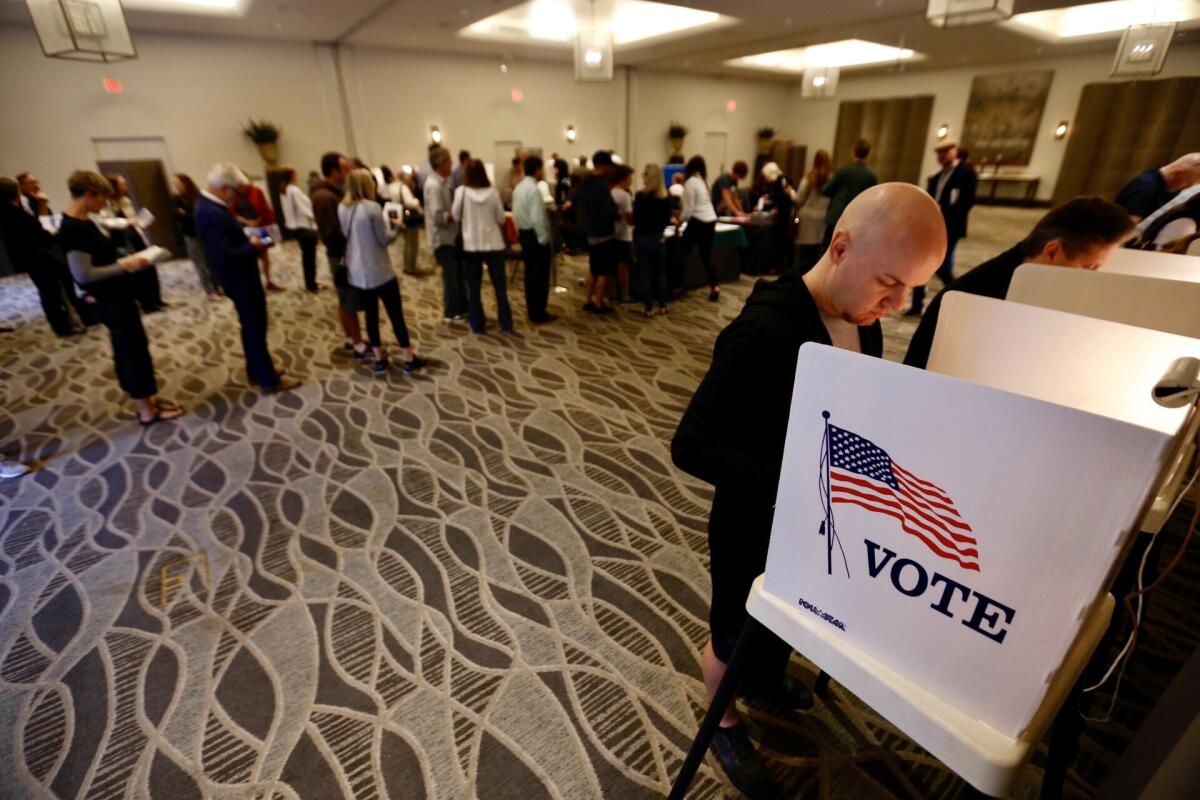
588, 239, 619, 278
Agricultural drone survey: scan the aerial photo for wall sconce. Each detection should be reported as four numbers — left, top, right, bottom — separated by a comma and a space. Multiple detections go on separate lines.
430, 125, 442, 145
1054, 120, 1070, 140
565, 125, 577, 143
936, 122, 950, 140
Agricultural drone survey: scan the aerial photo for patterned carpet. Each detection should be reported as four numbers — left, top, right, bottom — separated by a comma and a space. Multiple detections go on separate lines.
0, 210, 1195, 800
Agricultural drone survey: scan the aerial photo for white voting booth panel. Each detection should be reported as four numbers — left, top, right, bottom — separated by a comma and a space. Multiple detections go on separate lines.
1102, 248, 1200, 283
1007, 263, 1200, 340
763, 345, 1172, 743
928, 293, 1200, 437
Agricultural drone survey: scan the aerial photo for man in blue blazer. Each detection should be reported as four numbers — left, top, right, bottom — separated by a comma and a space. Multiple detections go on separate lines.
194, 163, 300, 393
907, 140, 978, 315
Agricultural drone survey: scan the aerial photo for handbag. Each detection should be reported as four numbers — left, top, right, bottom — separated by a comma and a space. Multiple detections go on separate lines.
402, 206, 424, 228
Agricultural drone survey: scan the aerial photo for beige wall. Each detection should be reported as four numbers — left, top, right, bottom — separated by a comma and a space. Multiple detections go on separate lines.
0, 24, 346, 208
785, 45, 1200, 201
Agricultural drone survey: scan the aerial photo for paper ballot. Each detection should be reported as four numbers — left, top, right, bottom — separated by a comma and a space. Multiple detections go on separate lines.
133, 245, 172, 265
135, 207, 155, 228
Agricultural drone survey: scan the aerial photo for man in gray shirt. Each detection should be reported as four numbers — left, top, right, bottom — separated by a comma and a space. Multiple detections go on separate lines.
424, 147, 467, 322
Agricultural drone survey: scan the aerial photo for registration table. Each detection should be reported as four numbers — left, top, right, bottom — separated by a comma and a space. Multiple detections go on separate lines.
623, 222, 748, 301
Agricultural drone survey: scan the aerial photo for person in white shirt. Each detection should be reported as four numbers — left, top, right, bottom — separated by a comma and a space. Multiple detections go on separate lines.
680, 155, 721, 301
338, 169, 428, 376
280, 166, 320, 292
512, 155, 556, 324
611, 164, 635, 302
452, 159, 513, 333
383, 166, 424, 276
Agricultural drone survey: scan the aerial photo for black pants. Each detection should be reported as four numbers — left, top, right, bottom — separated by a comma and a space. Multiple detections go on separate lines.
27, 261, 77, 335
909, 234, 959, 311
518, 229, 551, 322
293, 229, 319, 291
682, 219, 717, 288
359, 278, 411, 349
221, 272, 279, 388
90, 284, 158, 399
131, 265, 164, 311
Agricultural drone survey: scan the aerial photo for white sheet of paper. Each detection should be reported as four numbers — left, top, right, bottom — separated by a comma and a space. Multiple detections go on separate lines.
135, 207, 155, 228
133, 245, 171, 265
763, 344, 1171, 738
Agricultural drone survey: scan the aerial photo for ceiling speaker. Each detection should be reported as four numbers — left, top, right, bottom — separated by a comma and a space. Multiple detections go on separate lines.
927, 0, 1014, 28
575, 30, 614, 82
802, 67, 839, 98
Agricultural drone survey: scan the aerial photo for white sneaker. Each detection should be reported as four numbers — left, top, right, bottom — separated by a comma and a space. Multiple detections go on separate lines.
0, 458, 30, 479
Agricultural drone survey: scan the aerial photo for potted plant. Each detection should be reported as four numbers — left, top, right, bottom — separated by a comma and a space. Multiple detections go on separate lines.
756, 126, 775, 154
243, 119, 281, 165
668, 121, 689, 155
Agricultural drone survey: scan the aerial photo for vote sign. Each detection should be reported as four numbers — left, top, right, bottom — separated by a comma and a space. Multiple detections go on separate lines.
763, 345, 1171, 738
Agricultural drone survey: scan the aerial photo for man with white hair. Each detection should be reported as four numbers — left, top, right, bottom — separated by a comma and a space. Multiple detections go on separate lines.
194, 163, 300, 394
1115, 152, 1200, 222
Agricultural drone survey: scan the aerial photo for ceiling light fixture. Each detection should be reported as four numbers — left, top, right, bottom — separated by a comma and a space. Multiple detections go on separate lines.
802, 67, 839, 98
121, 0, 243, 14
462, 0, 731, 47
727, 40, 923, 74
1003, 0, 1199, 42
926, 0, 1014, 28
27, 0, 137, 61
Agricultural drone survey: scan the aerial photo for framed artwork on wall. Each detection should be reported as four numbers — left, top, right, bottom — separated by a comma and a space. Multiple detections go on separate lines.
961, 70, 1054, 167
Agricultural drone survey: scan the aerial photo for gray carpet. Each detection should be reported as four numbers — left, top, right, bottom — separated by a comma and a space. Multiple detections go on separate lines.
0, 209, 1193, 799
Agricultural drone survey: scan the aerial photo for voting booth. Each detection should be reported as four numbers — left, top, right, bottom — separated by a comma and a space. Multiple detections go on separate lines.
670, 296, 1199, 799
1102, 247, 1200, 283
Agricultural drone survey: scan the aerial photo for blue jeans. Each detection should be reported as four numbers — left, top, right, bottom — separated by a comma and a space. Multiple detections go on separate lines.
435, 244, 468, 317
635, 233, 668, 311
465, 250, 513, 333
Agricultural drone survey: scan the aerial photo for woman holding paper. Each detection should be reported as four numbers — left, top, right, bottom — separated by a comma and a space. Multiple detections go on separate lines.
101, 173, 166, 313
338, 169, 428, 376
59, 170, 182, 426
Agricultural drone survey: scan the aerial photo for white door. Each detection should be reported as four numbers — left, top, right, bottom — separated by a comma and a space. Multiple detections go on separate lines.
701, 132, 728, 176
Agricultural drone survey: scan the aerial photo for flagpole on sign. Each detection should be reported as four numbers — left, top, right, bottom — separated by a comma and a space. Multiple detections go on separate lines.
821, 411, 834, 576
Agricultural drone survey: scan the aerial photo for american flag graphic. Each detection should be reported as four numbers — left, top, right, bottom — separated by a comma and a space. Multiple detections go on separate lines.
822, 422, 980, 572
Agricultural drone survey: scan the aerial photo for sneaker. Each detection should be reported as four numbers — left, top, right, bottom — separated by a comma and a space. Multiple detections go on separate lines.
595, 305, 616, 315
707, 289, 721, 302
342, 340, 356, 352
710, 723, 777, 800
374, 358, 390, 376
582, 302, 599, 313
352, 345, 372, 361
403, 356, 428, 373
0, 458, 31, 479
740, 674, 815, 714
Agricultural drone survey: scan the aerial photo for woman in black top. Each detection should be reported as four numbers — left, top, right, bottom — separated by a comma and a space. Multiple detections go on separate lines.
59, 171, 183, 426
633, 163, 674, 316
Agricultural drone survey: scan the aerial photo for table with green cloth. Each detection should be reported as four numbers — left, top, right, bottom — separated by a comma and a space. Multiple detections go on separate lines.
624, 223, 747, 301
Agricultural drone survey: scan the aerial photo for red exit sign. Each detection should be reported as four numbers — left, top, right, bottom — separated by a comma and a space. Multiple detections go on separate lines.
103, 77, 123, 94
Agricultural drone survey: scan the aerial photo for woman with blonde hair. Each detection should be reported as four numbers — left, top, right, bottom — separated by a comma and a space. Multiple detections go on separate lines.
338, 169, 427, 376
59, 170, 183, 425
633, 163, 673, 315
794, 149, 832, 273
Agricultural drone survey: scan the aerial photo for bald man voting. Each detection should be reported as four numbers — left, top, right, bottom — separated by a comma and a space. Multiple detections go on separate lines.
672, 183, 945, 799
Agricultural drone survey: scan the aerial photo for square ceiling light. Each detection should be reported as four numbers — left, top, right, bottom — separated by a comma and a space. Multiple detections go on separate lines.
725, 40, 924, 74
122, 0, 245, 13
1003, 0, 1200, 42
27, 0, 137, 61
461, 0, 734, 48
927, 0, 1014, 27
575, 30, 614, 81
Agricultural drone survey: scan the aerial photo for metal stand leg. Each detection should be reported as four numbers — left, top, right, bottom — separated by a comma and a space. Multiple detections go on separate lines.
667, 618, 767, 800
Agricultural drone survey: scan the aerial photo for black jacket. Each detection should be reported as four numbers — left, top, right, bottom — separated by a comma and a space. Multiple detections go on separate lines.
904, 244, 1025, 369
194, 195, 259, 289
926, 161, 977, 240
672, 268, 883, 539
580, 173, 616, 239
0, 202, 56, 273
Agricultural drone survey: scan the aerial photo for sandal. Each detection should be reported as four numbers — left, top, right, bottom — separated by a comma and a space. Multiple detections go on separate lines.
139, 401, 184, 426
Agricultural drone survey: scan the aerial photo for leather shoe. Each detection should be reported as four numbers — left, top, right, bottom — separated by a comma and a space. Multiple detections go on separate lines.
740, 674, 815, 713
711, 723, 777, 800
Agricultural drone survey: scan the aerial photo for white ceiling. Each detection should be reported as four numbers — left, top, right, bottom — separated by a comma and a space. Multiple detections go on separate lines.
3, 0, 1197, 77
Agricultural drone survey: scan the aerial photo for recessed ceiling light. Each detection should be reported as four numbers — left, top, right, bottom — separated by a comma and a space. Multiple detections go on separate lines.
1004, 0, 1200, 42
726, 39, 924, 73
123, 0, 243, 13
462, 0, 733, 47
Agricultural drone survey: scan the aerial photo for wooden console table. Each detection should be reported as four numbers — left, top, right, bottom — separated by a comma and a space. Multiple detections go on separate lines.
977, 174, 1040, 206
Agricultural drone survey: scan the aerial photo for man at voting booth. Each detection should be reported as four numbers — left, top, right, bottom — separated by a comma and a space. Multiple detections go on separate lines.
672, 183, 946, 798
904, 197, 1135, 370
